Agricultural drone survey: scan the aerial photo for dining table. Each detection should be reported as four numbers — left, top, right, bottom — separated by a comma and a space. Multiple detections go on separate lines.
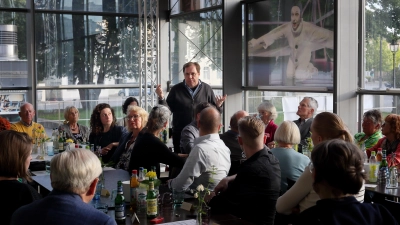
31, 169, 251, 224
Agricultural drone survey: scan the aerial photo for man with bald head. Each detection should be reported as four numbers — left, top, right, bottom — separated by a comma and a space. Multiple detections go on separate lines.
220, 110, 249, 175
169, 106, 231, 191
11, 103, 46, 140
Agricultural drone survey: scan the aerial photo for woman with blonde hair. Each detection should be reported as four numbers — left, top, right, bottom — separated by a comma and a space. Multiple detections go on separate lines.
276, 112, 364, 218
0, 130, 41, 224
111, 105, 148, 170
271, 120, 310, 194
58, 106, 90, 143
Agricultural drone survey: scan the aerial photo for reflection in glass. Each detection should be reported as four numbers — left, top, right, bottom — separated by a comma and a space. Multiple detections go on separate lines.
35, 14, 140, 110
35, 0, 139, 14
170, 9, 223, 85
0, 0, 26, 8
170, 0, 222, 15
364, 0, 400, 91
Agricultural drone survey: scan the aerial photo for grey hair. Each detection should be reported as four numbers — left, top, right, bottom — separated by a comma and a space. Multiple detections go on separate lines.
51, 149, 102, 194
304, 97, 318, 115
63, 106, 79, 122
147, 105, 171, 132
257, 101, 278, 120
363, 109, 382, 125
274, 120, 301, 145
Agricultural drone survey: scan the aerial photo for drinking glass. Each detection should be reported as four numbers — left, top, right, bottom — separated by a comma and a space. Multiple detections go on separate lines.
173, 188, 185, 206
45, 161, 51, 173
95, 202, 108, 214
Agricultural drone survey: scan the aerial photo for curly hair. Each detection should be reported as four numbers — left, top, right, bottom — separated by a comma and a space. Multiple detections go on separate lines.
90, 103, 116, 136
311, 139, 366, 197
384, 114, 400, 139
0, 116, 11, 131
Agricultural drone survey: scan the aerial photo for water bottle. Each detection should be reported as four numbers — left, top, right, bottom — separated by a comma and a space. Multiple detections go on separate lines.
369, 151, 378, 182
377, 150, 389, 186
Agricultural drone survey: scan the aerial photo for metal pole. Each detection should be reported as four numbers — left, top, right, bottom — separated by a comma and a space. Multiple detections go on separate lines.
394, 52, 396, 88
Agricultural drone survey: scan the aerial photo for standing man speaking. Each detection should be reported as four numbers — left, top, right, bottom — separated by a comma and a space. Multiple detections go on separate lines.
156, 62, 226, 153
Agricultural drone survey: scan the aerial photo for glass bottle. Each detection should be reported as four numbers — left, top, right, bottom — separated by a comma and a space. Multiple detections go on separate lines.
58, 131, 64, 153
388, 153, 398, 188
130, 170, 139, 210
146, 178, 158, 218
377, 150, 389, 186
138, 167, 144, 182
361, 142, 368, 163
369, 151, 377, 182
53, 128, 59, 154
376, 148, 383, 163
115, 180, 126, 224
143, 169, 149, 180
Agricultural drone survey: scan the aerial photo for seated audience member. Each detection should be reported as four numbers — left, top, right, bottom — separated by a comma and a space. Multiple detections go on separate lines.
277, 112, 364, 215
354, 109, 382, 149
219, 110, 249, 176
208, 116, 281, 225
89, 103, 125, 163
128, 105, 186, 178
368, 114, 400, 167
111, 105, 148, 170
58, 106, 90, 143
257, 101, 278, 148
296, 140, 398, 225
0, 130, 41, 225
180, 102, 211, 154
0, 116, 11, 131
169, 107, 231, 191
117, 97, 140, 127
11, 149, 115, 225
294, 97, 318, 153
10, 103, 46, 140
271, 120, 310, 194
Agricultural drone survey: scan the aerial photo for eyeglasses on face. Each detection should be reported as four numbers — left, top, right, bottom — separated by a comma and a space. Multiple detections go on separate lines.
125, 114, 141, 120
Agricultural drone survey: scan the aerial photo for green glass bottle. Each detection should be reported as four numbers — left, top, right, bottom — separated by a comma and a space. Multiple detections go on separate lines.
58, 131, 64, 153
115, 181, 126, 224
146, 178, 158, 218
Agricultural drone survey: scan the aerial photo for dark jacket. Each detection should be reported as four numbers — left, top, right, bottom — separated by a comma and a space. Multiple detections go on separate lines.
296, 196, 398, 225
89, 125, 125, 163
159, 80, 220, 132
11, 190, 116, 225
1, 180, 41, 225
209, 147, 281, 225
293, 117, 313, 153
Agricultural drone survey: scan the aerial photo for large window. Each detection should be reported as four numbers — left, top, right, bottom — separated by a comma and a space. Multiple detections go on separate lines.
361, 0, 400, 117
169, 3, 222, 86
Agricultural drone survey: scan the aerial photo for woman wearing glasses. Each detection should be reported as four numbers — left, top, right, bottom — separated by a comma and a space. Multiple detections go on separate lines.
89, 103, 125, 163
111, 105, 148, 170
276, 112, 364, 221
128, 105, 186, 178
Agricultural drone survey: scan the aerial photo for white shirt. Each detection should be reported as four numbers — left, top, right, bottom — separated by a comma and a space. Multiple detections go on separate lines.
170, 133, 231, 191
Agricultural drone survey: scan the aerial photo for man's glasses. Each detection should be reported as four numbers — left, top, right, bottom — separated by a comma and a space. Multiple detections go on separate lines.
125, 114, 141, 121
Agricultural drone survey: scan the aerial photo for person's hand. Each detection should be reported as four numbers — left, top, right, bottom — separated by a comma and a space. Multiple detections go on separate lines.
214, 177, 230, 194
215, 94, 227, 107
156, 84, 164, 99
267, 141, 275, 149
100, 143, 114, 155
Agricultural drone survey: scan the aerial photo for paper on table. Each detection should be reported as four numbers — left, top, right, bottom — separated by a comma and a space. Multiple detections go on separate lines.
159, 220, 196, 225
365, 183, 377, 188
